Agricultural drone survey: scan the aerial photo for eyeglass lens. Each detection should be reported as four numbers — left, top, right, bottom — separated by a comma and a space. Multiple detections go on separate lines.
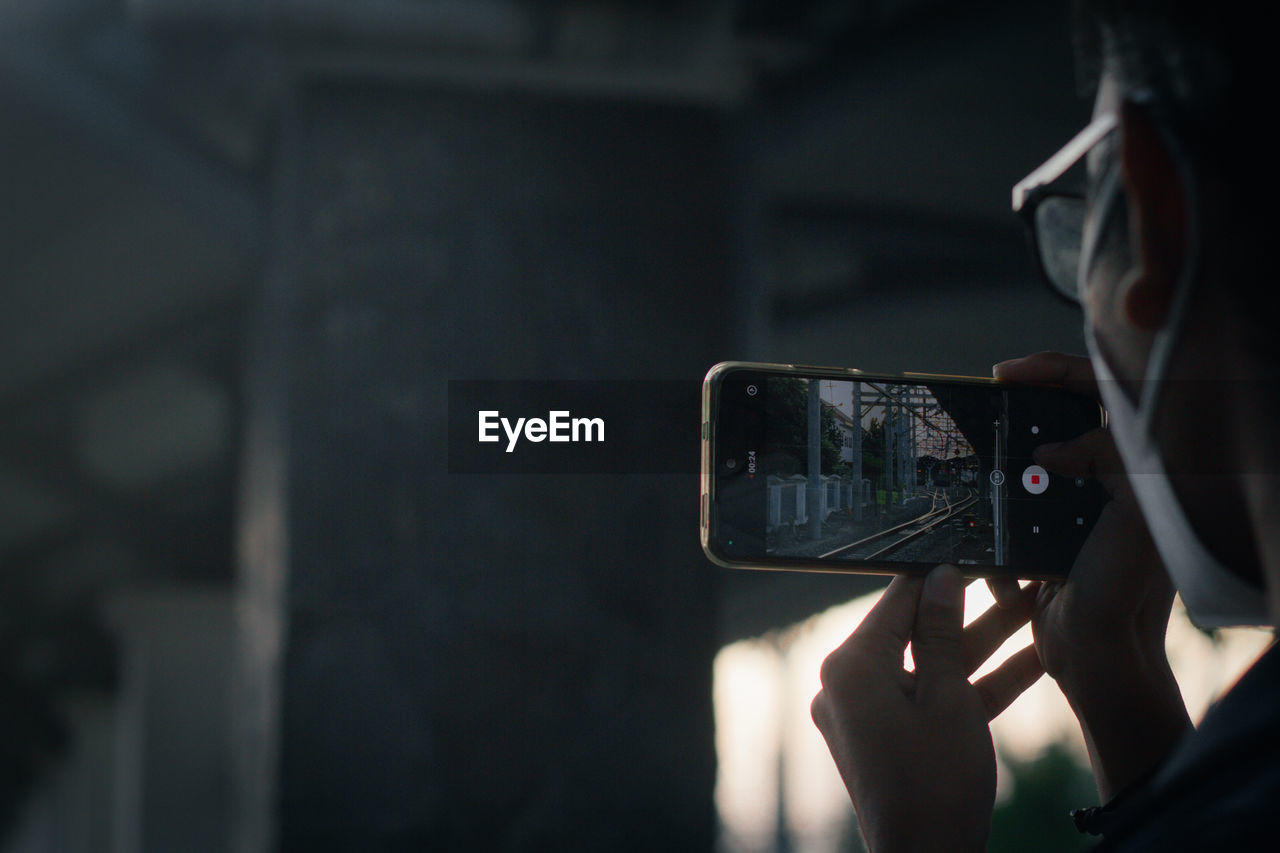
1034, 196, 1085, 302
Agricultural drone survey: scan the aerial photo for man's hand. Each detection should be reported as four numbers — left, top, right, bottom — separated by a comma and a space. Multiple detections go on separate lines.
811, 565, 1043, 853
990, 351, 1191, 800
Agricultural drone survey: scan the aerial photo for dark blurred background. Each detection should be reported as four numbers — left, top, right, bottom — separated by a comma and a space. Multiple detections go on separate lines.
0, 0, 1091, 850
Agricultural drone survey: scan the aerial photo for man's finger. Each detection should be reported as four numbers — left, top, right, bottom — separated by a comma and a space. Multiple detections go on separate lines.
974, 645, 1045, 720
821, 575, 923, 685
961, 586, 1036, 677
848, 574, 924, 652
911, 565, 968, 686
810, 689, 831, 734
1033, 427, 1128, 497
986, 576, 1023, 609
993, 351, 1098, 399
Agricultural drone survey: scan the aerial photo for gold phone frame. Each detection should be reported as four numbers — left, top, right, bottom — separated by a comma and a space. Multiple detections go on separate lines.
700, 361, 1100, 579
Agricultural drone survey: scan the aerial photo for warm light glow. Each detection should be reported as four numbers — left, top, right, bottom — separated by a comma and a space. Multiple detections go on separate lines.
713, 638, 783, 853
1165, 596, 1273, 724
714, 581, 1273, 853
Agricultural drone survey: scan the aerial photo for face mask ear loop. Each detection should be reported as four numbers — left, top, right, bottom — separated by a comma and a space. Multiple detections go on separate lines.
1133, 103, 1202, 441
1076, 158, 1122, 302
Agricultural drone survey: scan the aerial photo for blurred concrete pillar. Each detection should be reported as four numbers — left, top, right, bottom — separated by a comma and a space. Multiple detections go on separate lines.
2, 695, 114, 853
104, 589, 233, 853
233, 76, 735, 850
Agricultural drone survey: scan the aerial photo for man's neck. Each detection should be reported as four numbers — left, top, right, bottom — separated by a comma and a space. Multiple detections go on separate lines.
1232, 356, 1280, 623
1243, 473, 1280, 624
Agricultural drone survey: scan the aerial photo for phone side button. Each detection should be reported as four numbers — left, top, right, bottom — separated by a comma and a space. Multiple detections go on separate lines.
701, 493, 708, 528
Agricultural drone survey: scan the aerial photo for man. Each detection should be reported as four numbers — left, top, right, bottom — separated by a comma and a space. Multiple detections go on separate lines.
810, 2, 1279, 849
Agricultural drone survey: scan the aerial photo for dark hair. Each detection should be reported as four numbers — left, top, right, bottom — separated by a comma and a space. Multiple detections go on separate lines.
1072, 2, 1273, 195
1072, 0, 1280, 282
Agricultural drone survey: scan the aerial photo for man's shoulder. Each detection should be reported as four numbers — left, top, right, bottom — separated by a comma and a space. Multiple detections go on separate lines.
1095, 642, 1280, 851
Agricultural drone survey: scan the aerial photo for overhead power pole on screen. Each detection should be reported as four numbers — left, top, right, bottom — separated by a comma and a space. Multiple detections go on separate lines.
807, 379, 822, 541
883, 400, 893, 508
852, 382, 862, 521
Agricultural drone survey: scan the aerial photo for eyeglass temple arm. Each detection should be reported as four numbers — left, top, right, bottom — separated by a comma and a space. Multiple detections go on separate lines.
1012, 112, 1118, 212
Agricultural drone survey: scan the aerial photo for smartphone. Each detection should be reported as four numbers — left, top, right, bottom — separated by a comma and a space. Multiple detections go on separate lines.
700, 362, 1107, 579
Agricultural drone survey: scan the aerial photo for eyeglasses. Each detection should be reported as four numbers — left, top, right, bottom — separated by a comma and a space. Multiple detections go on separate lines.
1012, 112, 1119, 303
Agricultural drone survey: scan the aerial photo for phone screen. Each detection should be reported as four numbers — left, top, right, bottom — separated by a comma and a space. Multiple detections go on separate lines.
704, 366, 1106, 579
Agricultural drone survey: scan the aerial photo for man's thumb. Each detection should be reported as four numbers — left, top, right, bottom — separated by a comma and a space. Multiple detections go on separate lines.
912, 564, 967, 682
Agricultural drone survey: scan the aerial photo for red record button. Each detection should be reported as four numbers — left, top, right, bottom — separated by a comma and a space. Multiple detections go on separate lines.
1022, 465, 1049, 495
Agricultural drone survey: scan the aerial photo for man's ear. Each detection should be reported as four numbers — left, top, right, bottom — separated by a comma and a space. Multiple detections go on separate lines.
1118, 98, 1188, 330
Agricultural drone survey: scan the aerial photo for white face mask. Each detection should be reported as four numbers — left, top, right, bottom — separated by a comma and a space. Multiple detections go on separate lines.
1080, 141, 1270, 628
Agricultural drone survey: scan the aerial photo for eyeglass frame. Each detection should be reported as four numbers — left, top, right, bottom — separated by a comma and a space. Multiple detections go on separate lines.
1012, 111, 1119, 304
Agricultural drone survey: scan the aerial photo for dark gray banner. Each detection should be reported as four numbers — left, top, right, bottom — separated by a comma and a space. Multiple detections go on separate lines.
448, 380, 700, 474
